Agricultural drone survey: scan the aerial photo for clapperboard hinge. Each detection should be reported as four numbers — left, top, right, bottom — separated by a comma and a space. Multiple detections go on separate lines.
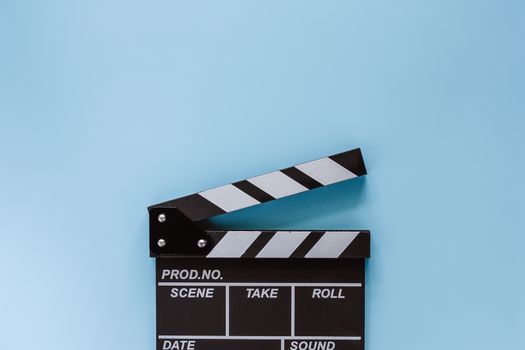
149, 148, 369, 258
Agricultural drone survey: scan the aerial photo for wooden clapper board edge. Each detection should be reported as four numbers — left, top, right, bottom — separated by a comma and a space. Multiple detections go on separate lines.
149, 148, 370, 350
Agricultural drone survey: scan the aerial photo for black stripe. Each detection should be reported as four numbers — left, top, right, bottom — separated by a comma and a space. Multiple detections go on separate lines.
339, 231, 370, 258
170, 194, 226, 222
289, 231, 325, 258
281, 167, 323, 190
233, 180, 274, 203
241, 231, 277, 258
207, 231, 228, 248
330, 148, 367, 176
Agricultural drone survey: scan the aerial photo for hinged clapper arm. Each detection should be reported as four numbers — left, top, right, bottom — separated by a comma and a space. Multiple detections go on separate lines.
149, 148, 367, 257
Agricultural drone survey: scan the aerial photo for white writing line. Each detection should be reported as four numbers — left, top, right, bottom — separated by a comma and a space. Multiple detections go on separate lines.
158, 335, 362, 341
158, 282, 362, 287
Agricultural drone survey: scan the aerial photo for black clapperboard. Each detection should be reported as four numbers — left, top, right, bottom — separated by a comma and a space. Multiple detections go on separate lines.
149, 148, 370, 350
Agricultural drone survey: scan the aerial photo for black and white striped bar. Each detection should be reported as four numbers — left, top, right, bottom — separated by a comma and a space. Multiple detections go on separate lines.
205, 231, 370, 259
151, 148, 366, 222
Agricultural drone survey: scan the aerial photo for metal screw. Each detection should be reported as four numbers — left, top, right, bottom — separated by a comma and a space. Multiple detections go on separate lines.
158, 213, 166, 223
157, 239, 166, 247
197, 239, 208, 248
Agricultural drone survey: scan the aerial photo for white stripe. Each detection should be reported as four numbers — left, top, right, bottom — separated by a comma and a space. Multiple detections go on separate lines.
248, 171, 307, 199
305, 231, 359, 258
256, 231, 310, 258
199, 184, 259, 212
296, 158, 356, 186
206, 231, 260, 258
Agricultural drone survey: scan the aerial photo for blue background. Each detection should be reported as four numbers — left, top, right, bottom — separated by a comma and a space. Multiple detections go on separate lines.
1, 1, 524, 349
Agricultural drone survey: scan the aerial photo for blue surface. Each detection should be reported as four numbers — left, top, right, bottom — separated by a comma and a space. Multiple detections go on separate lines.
1, 1, 524, 349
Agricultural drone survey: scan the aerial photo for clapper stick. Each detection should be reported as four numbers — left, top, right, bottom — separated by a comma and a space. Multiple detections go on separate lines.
149, 148, 371, 350
149, 148, 368, 256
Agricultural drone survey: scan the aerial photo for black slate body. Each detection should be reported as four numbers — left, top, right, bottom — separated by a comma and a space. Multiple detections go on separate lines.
156, 259, 365, 350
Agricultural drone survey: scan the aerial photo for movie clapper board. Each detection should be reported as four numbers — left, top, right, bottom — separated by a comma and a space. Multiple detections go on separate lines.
149, 148, 370, 350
